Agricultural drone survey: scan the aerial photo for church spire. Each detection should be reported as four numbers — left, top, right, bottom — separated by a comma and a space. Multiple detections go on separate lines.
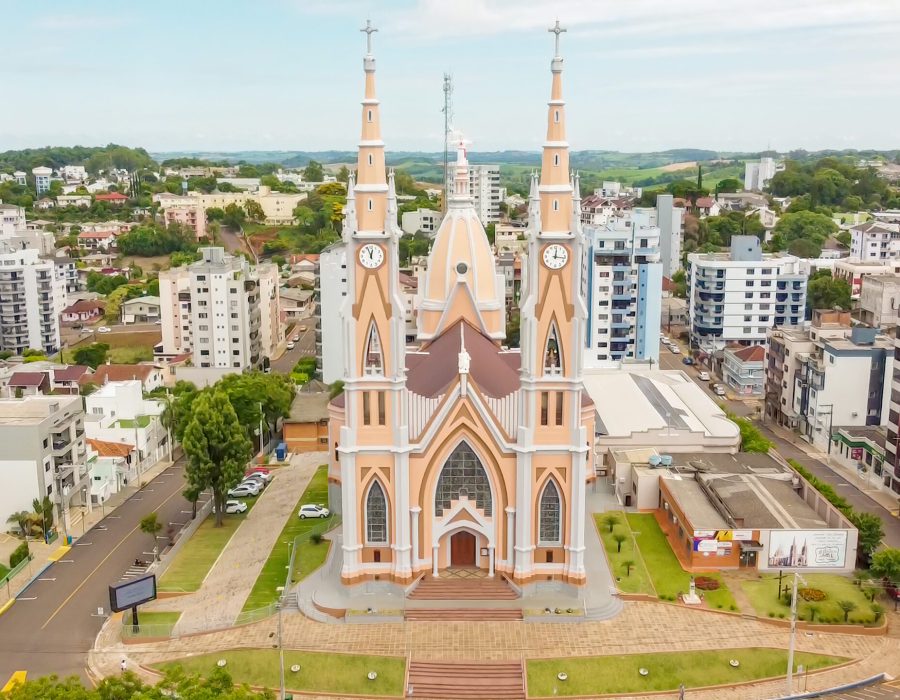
538, 20, 572, 235
355, 19, 388, 234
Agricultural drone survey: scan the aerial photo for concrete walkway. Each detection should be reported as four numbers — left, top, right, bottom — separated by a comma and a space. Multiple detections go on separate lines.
166, 453, 320, 635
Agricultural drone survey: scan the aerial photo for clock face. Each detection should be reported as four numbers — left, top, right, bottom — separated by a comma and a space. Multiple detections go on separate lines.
358, 243, 384, 269
542, 244, 569, 270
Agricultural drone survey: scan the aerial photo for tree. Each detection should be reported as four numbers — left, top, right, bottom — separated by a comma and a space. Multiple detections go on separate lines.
849, 511, 884, 566
787, 237, 822, 259
613, 532, 626, 553
601, 514, 619, 533
6, 510, 32, 538
807, 270, 851, 313
217, 372, 295, 443
244, 199, 265, 223
837, 599, 856, 623
303, 159, 324, 183
104, 284, 144, 323
805, 603, 819, 622
182, 390, 252, 526
292, 204, 315, 228
31, 496, 54, 541
670, 269, 687, 298
871, 547, 900, 584
139, 512, 163, 560
622, 560, 635, 577
206, 206, 226, 221
329, 380, 345, 400
773, 210, 838, 250
716, 178, 741, 194
222, 202, 246, 229
336, 165, 350, 183
73, 343, 109, 369
86, 272, 128, 295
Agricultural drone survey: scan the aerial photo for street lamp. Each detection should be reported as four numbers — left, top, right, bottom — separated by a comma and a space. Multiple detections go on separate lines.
786, 571, 807, 696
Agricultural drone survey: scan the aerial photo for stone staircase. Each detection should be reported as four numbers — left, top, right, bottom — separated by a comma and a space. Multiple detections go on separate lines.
407, 661, 525, 699
405, 607, 522, 622
408, 573, 518, 601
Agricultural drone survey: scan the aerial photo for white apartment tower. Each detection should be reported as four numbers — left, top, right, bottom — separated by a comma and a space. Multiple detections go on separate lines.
849, 221, 900, 262
743, 157, 779, 192
468, 164, 501, 225
0, 247, 66, 355
316, 244, 348, 384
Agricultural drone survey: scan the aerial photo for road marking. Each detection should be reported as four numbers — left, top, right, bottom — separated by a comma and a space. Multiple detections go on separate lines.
17, 597, 37, 601
38, 577, 56, 582
75, 542, 93, 546
130, 497, 143, 501
0, 600, 14, 617
144, 489, 155, 492
180, 510, 193, 514
41, 483, 183, 630
1, 671, 26, 692
58, 559, 75, 563
106, 515, 121, 519
47, 545, 71, 561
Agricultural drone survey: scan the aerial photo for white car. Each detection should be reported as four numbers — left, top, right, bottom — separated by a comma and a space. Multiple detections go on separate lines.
228, 483, 260, 498
714, 384, 727, 397
286, 341, 295, 350
292, 334, 300, 342
669, 345, 681, 354
241, 475, 267, 489
660, 335, 670, 343
97, 326, 111, 333
298, 504, 330, 519
214, 499, 248, 515
698, 371, 710, 381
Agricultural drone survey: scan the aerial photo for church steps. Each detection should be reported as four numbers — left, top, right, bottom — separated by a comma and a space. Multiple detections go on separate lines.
407, 661, 525, 699
408, 575, 519, 601
405, 607, 523, 621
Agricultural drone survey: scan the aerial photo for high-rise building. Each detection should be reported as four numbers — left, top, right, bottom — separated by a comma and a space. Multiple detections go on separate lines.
655, 194, 683, 278
467, 164, 501, 225
315, 244, 348, 384
884, 327, 900, 493
743, 157, 780, 192
688, 236, 806, 352
0, 247, 66, 355
583, 209, 662, 366
848, 221, 900, 262
31, 166, 52, 195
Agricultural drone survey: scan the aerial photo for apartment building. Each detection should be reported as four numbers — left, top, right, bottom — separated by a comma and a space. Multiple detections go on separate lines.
493, 223, 528, 253
467, 164, 501, 225
583, 208, 662, 366
883, 327, 900, 493
316, 244, 348, 384
32, 166, 52, 194
158, 247, 278, 371
833, 259, 900, 299
163, 202, 207, 240
400, 207, 440, 235
0, 394, 89, 536
848, 221, 900, 261
0, 247, 66, 355
857, 274, 900, 328
0, 204, 26, 236
688, 236, 806, 352
743, 157, 781, 192
791, 325, 892, 452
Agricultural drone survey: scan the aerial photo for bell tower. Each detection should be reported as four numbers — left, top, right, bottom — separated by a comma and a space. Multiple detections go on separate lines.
516, 21, 589, 582
339, 20, 412, 583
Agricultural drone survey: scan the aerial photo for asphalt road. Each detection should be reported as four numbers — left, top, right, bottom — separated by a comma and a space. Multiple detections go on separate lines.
271, 321, 316, 374
0, 459, 194, 685
658, 341, 900, 549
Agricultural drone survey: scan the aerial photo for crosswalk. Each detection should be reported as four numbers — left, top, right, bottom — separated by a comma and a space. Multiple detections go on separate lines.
119, 562, 150, 582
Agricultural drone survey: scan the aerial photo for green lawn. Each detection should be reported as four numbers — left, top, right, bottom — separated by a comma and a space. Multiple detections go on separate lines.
122, 611, 182, 639
114, 414, 152, 428
155, 649, 405, 697
158, 500, 258, 592
108, 346, 154, 364
594, 513, 654, 595
626, 513, 737, 610
291, 538, 331, 584
741, 573, 882, 624
241, 465, 331, 611
0, 563, 9, 580
526, 648, 845, 697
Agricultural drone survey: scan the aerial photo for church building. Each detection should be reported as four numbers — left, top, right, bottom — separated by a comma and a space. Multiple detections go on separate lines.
328, 22, 594, 587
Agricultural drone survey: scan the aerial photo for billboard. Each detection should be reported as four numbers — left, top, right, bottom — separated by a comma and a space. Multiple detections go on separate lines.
767, 530, 848, 569
692, 529, 755, 553
109, 574, 157, 612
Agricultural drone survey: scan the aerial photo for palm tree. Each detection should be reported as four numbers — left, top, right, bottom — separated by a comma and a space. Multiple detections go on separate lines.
804, 603, 819, 622
837, 600, 857, 623
613, 532, 627, 553
601, 514, 619, 533
31, 496, 54, 541
6, 511, 31, 539
622, 560, 635, 577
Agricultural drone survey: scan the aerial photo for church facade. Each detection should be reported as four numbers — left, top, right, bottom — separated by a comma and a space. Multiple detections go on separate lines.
328, 23, 594, 587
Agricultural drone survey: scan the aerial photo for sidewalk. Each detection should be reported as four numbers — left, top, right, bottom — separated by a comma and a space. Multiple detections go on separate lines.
0, 454, 177, 608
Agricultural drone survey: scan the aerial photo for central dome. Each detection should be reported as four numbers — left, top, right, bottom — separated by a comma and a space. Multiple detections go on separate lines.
416, 137, 506, 343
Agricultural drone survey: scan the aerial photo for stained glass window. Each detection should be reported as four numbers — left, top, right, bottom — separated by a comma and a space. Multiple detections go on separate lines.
434, 442, 492, 516
539, 480, 561, 544
366, 481, 387, 544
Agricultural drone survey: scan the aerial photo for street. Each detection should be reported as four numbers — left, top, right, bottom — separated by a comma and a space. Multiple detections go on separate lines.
271, 321, 316, 374
0, 459, 193, 685
658, 341, 900, 548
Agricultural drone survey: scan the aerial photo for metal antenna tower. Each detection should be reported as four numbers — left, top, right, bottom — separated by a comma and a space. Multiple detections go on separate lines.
442, 73, 453, 213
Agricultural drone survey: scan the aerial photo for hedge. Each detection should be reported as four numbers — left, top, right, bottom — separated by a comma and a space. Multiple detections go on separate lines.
788, 459, 852, 516
9, 541, 29, 568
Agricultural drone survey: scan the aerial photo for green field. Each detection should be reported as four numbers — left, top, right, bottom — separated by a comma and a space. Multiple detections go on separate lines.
742, 573, 882, 624
626, 513, 737, 610
108, 346, 154, 364
526, 648, 845, 697
158, 500, 258, 592
156, 649, 406, 697
241, 465, 331, 611
594, 512, 654, 595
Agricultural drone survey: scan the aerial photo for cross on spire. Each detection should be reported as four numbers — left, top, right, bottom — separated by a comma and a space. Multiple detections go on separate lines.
361, 19, 378, 55
549, 19, 566, 57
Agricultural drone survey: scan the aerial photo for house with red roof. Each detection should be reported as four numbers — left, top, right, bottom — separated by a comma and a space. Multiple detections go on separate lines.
6, 371, 50, 397
80, 363, 164, 392
722, 344, 766, 396
77, 230, 118, 251
61, 299, 106, 325
94, 192, 128, 205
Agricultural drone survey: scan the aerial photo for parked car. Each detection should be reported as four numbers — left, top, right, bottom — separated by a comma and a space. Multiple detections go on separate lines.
713, 384, 727, 397
246, 466, 270, 476
97, 326, 111, 333
698, 371, 710, 381
242, 475, 268, 489
286, 341, 295, 350
292, 334, 300, 342
681, 357, 694, 365
669, 345, 681, 354
245, 468, 272, 482
660, 334, 669, 343
228, 483, 260, 498
298, 325, 308, 332
298, 504, 330, 519
214, 499, 248, 515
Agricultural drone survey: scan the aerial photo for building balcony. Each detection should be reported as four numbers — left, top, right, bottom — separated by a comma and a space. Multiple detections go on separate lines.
694, 325, 724, 337
698, 292, 724, 303
776, 293, 788, 302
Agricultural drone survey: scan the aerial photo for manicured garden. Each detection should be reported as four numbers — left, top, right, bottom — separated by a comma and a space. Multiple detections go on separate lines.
158, 499, 259, 593
741, 573, 884, 624
155, 649, 406, 697
625, 513, 738, 610
526, 648, 845, 696
241, 465, 332, 611
594, 512, 654, 595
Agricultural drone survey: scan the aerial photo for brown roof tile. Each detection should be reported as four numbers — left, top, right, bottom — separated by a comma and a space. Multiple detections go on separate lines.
9, 371, 48, 388
81, 364, 156, 385
86, 438, 133, 457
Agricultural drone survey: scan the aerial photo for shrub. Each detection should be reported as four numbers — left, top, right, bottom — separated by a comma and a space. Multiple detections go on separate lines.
798, 587, 826, 602
694, 576, 720, 591
9, 541, 30, 568
778, 613, 786, 619
310, 532, 324, 545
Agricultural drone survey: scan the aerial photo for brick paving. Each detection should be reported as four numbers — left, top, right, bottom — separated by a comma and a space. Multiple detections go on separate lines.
91, 602, 900, 699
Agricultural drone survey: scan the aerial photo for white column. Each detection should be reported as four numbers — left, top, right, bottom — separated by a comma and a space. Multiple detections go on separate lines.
410, 506, 421, 570
432, 545, 439, 577
514, 453, 533, 578
566, 432, 588, 578
339, 426, 361, 578
393, 451, 412, 579
505, 507, 516, 568
488, 545, 495, 577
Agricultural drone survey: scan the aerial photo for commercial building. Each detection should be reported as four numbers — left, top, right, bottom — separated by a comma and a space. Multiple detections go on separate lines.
0, 247, 66, 355
848, 221, 900, 262
283, 391, 330, 453
722, 345, 765, 396
583, 208, 662, 365
833, 259, 900, 299
883, 327, 900, 493
857, 274, 900, 328
830, 426, 894, 495
743, 157, 780, 192
687, 236, 806, 352
0, 394, 90, 537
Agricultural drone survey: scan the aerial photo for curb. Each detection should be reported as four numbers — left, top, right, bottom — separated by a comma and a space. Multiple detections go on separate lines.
0, 599, 14, 617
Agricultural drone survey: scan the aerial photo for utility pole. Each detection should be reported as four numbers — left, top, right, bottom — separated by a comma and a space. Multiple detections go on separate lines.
786, 571, 806, 696
442, 73, 453, 214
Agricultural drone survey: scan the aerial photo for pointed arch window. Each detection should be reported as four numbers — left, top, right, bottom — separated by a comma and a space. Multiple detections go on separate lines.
364, 321, 383, 375
538, 479, 562, 544
365, 480, 388, 544
544, 323, 563, 375
435, 441, 492, 516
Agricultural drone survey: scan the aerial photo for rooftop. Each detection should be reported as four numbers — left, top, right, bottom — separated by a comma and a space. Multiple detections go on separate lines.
0, 394, 81, 424
86, 437, 133, 458
287, 392, 331, 423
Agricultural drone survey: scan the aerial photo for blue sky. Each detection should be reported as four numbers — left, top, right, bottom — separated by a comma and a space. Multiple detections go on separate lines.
3, 0, 899, 154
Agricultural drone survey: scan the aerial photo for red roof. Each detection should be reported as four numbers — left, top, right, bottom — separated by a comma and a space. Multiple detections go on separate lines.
53, 365, 91, 382
80, 364, 157, 385
730, 345, 766, 363
662, 277, 676, 292
696, 197, 715, 208
8, 372, 48, 388
86, 438, 133, 458
94, 192, 128, 201
62, 299, 105, 314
